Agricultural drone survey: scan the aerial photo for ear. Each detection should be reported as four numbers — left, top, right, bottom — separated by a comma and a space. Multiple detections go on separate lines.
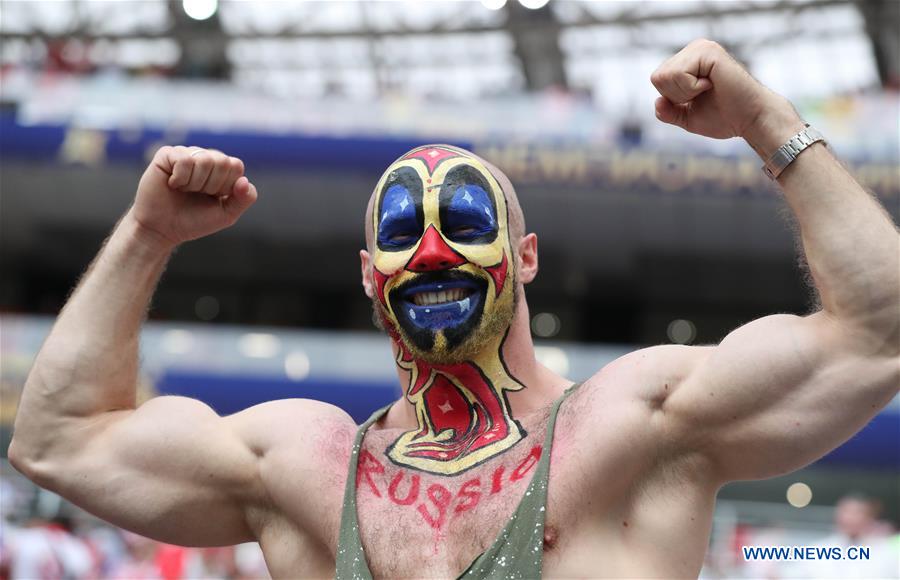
360, 249, 375, 298
517, 233, 538, 284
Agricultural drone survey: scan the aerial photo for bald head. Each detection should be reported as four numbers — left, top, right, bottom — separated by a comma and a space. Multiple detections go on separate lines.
364, 144, 525, 252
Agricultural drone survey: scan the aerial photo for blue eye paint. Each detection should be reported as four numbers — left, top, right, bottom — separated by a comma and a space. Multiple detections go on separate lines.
438, 164, 499, 245
377, 168, 424, 251
443, 185, 497, 242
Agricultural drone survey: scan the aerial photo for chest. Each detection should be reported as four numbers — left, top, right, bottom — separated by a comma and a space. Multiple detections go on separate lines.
258, 376, 714, 577
349, 419, 581, 576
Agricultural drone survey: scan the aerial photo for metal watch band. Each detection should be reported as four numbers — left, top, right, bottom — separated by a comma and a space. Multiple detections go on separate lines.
762, 124, 825, 180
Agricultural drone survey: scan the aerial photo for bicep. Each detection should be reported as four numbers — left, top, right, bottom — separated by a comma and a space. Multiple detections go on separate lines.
665, 312, 899, 480
51, 396, 264, 546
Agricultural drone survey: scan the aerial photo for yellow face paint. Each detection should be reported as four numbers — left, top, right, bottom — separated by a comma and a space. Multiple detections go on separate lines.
371, 145, 515, 361
370, 145, 526, 475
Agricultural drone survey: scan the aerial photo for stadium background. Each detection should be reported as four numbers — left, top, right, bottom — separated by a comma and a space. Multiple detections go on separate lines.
0, 0, 898, 578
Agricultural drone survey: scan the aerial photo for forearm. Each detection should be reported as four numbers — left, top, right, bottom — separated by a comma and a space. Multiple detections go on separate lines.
744, 102, 900, 343
11, 210, 174, 460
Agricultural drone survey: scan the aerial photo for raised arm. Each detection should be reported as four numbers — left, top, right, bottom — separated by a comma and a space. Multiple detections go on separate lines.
648, 40, 899, 481
8, 147, 267, 545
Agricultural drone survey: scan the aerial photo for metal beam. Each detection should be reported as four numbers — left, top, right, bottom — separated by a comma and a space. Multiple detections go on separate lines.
1, 0, 853, 42
855, 0, 900, 88
505, 1, 567, 91
166, 0, 229, 79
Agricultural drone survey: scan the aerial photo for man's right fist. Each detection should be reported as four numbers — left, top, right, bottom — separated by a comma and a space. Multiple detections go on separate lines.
129, 146, 258, 248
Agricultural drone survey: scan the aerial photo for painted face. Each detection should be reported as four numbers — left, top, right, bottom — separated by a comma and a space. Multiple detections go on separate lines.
371, 145, 515, 363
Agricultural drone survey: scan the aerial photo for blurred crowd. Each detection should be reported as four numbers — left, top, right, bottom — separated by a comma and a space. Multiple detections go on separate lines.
0, 474, 269, 580
703, 495, 900, 579
0, 523, 267, 580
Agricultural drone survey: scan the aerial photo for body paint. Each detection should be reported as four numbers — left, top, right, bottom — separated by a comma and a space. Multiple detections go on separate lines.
357, 445, 543, 529
386, 335, 526, 474
371, 145, 525, 476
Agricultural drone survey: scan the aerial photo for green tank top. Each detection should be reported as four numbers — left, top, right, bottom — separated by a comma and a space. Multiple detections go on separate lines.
335, 383, 580, 580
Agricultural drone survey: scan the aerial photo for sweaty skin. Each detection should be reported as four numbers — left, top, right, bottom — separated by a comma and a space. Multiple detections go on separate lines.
9, 40, 900, 578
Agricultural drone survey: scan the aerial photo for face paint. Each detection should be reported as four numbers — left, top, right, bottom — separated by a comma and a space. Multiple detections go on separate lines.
372, 146, 514, 361
385, 339, 526, 475
370, 145, 526, 475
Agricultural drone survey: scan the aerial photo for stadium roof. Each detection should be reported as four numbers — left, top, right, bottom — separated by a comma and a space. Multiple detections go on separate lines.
1, 0, 891, 109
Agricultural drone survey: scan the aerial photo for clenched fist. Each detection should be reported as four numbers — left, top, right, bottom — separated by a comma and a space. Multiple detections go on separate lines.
651, 39, 804, 154
128, 146, 258, 248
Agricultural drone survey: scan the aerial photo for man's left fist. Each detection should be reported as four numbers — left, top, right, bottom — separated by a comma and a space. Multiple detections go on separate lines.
651, 39, 802, 146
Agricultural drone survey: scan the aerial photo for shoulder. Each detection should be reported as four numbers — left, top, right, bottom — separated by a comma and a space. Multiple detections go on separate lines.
225, 398, 358, 458
576, 344, 712, 410
559, 344, 715, 462
231, 399, 361, 539
229, 397, 356, 424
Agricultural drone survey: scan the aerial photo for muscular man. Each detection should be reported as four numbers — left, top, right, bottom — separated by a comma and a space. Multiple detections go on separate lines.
9, 40, 899, 578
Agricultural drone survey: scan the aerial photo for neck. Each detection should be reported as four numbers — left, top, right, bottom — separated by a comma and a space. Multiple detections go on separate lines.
382, 292, 570, 475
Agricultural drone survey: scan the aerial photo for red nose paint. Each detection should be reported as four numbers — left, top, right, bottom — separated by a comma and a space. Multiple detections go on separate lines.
406, 225, 466, 272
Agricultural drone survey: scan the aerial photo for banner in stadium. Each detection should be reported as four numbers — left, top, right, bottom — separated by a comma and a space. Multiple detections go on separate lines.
2, 113, 897, 200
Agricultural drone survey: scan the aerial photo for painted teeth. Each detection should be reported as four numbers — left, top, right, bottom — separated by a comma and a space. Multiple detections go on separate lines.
412, 289, 468, 306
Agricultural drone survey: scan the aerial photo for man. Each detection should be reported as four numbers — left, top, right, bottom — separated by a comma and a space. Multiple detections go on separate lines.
9, 40, 899, 578
784, 495, 899, 579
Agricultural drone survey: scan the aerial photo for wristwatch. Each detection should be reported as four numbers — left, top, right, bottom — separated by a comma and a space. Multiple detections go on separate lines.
762, 124, 825, 180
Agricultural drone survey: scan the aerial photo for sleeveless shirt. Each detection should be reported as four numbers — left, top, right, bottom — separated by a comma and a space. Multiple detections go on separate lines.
335, 383, 580, 580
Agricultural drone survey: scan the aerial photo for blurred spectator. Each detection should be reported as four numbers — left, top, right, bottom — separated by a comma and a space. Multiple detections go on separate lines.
109, 531, 164, 579
834, 494, 888, 542
4, 516, 95, 580
785, 494, 899, 579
